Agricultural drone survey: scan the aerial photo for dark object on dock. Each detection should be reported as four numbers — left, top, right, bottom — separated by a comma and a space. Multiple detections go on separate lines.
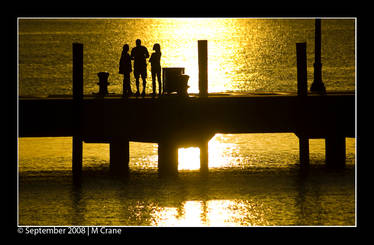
162, 67, 189, 96
310, 18, 326, 94
97, 72, 110, 96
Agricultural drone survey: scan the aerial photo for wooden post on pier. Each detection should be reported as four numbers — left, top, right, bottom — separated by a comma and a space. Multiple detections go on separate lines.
310, 19, 326, 94
296, 42, 310, 166
296, 43, 308, 97
110, 138, 130, 176
198, 40, 208, 97
72, 43, 83, 181
158, 140, 179, 177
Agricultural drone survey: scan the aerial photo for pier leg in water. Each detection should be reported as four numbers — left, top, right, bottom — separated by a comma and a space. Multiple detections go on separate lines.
72, 136, 83, 183
158, 140, 178, 177
110, 138, 130, 176
198, 40, 208, 97
298, 136, 310, 166
325, 136, 346, 168
72, 43, 83, 184
200, 140, 209, 176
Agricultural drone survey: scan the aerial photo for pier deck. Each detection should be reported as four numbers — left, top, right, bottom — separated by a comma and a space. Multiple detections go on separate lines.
19, 91, 355, 177
19, 91, 355, 141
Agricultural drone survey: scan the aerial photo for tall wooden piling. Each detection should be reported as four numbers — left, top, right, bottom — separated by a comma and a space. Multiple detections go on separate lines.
296, 43, 308, 96
72, 43, 83, 181
296, 42, 310, 166
198, 40, 208, 97
310, 19, 326, 94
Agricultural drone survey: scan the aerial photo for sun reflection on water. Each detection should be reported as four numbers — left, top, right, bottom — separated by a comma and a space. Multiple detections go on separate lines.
149, 199, 269, 227
178, 134, 240, 171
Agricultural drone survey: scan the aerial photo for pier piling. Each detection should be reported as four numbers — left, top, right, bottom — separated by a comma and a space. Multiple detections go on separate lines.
72, 43, 83, 181
158, 140, 179, 177
298, 136, 310, 166
325, 136, 346, 168
296, 42, 308, 97
200, 140, 209, 175
110, 138, 130, 175
310, 19, 326, 94
198, 40, 208, 97
296, 42, 310, 166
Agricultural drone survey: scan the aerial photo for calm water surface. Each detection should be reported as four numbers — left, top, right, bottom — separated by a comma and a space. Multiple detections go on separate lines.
18, 18, 356, 226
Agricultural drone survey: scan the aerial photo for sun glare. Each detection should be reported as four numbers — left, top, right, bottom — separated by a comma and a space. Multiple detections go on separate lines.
177, 134, 238, 171
151, 18, 241, 93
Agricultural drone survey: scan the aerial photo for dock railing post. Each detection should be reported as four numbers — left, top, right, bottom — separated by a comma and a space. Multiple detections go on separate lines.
72, 43, 83, 182
296, 42, 310, 166
198, 40, 208, 97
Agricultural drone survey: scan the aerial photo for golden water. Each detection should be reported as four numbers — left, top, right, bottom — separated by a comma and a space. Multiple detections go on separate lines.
18, 18, 356, 226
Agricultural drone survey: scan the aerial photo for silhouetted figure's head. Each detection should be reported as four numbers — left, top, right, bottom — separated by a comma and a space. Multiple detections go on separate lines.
153, 43, 161, 52
136, 39, 141, 47
123, 44, 129, 52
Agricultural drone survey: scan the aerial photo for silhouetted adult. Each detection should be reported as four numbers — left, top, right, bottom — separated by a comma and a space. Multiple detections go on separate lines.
131, 39, 149, 97
119, 44, 133, 97
149, 43, 162, 96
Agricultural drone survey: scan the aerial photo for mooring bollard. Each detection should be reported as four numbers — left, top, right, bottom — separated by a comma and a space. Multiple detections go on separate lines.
97, 72, 110, 96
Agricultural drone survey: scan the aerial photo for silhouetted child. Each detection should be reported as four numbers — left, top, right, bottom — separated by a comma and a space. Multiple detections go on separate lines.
149, 43, 162, 96
119, 44, 133, 97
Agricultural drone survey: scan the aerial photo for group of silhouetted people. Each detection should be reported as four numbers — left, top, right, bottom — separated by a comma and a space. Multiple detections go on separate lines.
119, 39, 161, 97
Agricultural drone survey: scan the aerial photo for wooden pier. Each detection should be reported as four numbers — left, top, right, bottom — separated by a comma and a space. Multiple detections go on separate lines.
18, 29, 355, 180
19, 91, 355, 177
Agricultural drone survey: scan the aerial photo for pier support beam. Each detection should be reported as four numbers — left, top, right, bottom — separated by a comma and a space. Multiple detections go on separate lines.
325, 136, 346, 168
72, 43, 83, 183
200, 140, 209, 175
110, 138, 130, 176
158, 140, 179, 177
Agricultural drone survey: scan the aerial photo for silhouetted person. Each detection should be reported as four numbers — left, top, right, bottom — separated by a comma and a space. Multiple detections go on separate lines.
149, 43, 162, 96
131, 39, 149, 97
119, 44, 133, 97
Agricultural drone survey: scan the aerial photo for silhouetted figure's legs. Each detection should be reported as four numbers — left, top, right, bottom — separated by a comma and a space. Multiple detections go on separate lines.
141, 74, 146, 97
157, 72, 161, 95
152, 72, 156, 95
123, 73, 132, 96
152, 71, 161, 96
135, 78, 140, 96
